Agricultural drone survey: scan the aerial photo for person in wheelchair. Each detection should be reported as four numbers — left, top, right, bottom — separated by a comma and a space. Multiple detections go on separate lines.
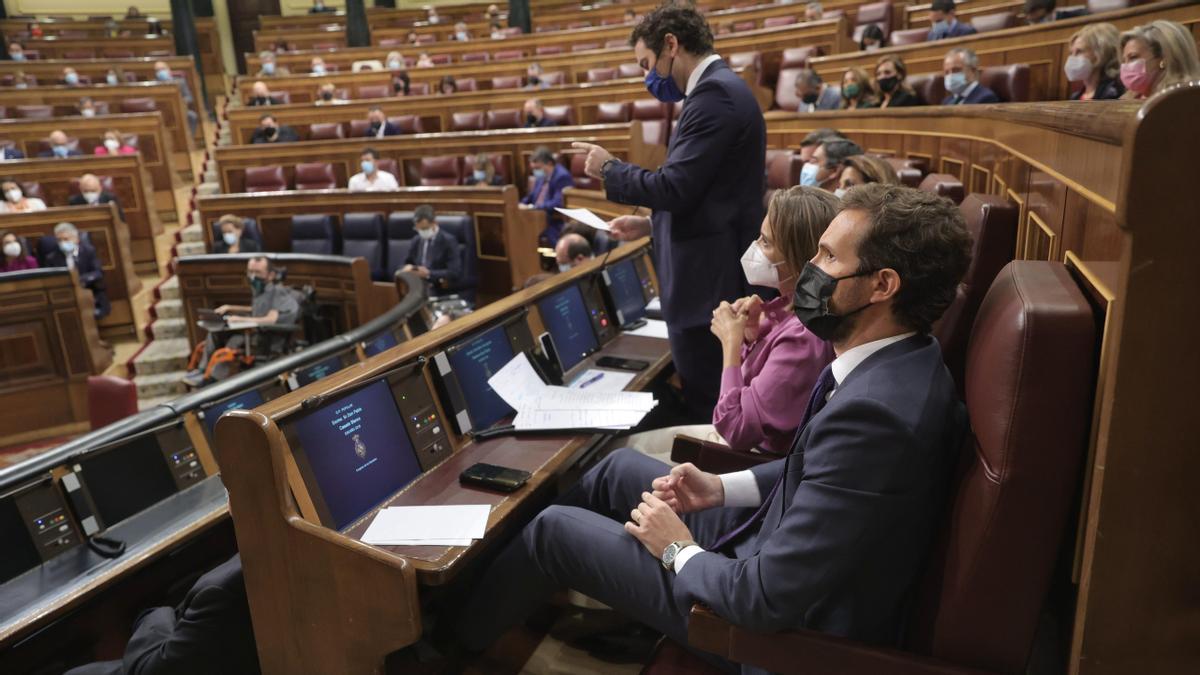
182, 256, 300, 387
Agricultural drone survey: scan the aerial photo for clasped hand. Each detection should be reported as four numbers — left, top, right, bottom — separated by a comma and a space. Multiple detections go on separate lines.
624, 463, 724, 558
710, 295, 764, 347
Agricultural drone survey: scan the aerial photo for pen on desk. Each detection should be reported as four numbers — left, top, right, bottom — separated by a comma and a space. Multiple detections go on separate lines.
578, 372, 605, 388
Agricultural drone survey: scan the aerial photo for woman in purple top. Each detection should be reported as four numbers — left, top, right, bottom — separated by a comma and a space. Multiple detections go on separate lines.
708, 186, 839, 455
1, 231, 39, 272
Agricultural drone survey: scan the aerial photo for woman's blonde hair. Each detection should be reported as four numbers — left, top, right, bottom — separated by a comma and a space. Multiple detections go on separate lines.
841, 66, 878, 106
766, 186, 841, 273
1121, 20, 1200, 94
218, 214, 244, 230
842, 155, 901, 186
1070, 22, 1121, 80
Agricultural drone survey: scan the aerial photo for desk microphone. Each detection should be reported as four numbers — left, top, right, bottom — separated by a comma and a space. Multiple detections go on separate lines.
300, 356, 426, 411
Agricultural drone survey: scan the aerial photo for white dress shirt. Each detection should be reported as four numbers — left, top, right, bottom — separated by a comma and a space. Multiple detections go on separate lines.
685, 53, 722, 96
347, 170, 399, 192
674, 332, 917, 572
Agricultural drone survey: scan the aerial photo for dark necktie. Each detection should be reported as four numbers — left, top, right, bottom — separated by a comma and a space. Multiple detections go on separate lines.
421, 239, 430, 267
710, 364, 837, 551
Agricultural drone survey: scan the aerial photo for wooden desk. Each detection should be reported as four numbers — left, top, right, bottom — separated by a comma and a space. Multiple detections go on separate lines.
0, 82, 196, 153
0, 204, 142, 339
0, 112, 183, 212
806, 0, 1200, 102
0, 155, 162, 275
196, 187, 541, 303
0, 266, 112, 447
904, 0, 1026, 30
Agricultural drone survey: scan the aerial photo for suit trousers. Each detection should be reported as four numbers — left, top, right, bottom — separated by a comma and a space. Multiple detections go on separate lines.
667, 323, 723, 422
456, 448, 755, 671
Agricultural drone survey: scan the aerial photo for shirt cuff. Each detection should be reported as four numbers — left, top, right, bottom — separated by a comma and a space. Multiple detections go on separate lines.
673, 545, 705, 573
720, 470, 762, 508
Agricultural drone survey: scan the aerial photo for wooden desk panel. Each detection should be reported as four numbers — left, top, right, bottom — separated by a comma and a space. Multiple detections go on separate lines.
0, 82, 196, 153
0, 113, 182, 212
196, 187, 541, 303
0, 155, 162, 274
0, 205, 142, 339
0, 267, 111, 447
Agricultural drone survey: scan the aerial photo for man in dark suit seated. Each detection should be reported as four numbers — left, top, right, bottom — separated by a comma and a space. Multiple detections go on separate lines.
941, 47, 1001, 104
401, 204, 462, 293
309, 0, 335, 13
38, 130, 83, 158
926, 0, 978, 40
0, 145, 24, 160
455, 184, 973, 670
363, 106, 402, 138
523, 98, 557, 127
63, 555, 260, 675
519, 146, 574, 245
249, 114, 299, 144
67, 173, 125, 222
40, 222, 110, 319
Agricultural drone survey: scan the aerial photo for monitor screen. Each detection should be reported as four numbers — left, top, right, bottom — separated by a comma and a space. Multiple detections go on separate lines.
363, 331, 399, 357
606, 258, 648, 326
76, 433, 178, 529
289, 379, 423, 530
446, 323, 516, 431
0, 496, 41, 585
293, 355, 347, 389
203, 389, 265, 439
537, 284, 599, 371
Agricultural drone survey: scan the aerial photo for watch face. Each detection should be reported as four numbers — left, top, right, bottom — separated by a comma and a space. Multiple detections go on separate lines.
662, 542, 678, 566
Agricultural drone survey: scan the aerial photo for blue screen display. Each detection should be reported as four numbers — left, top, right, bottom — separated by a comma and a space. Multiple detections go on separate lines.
294, 355, 346, 388
537, 284, 598, 371
606, 259, 647, 326
204, 389, 265, 438
447, 324, 515, 431
290, 379, 423, 530
364, 331, 399, 357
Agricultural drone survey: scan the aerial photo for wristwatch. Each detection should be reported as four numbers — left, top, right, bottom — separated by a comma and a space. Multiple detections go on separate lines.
600, 157, 620, 180
661, 540, 698, 572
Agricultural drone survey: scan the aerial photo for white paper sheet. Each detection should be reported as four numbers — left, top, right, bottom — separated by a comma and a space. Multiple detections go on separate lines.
486, 352, 548, 409
370, 539, 473, 547
567, 368, 637, 393
513, 409, 648, 431
360, 504, 491, 545
645, 297, 662, 313
554, 207, 612, 231
624, 318, 670, 339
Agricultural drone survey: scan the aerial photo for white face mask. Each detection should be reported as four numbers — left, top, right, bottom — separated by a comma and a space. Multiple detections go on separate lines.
1063, 54, 1094, 83
82, 191, 101, 204
104, 139, 121, 153
558, 262, 572, 273
81, 108, 96, 118
222, 231, 239, 246
417, 227, 437, 240
740, 240, 787, 288
5, 189, 22, 203
4, 242, 21, 258
834, 187, 848, 199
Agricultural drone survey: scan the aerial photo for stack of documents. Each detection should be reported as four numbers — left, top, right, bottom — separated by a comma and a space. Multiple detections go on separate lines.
624, 318, 669, 339
361, 504, 490, 547
488, 353, 657, 431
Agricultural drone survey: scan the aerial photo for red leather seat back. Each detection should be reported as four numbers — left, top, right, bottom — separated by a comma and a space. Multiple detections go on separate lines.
120, 97, 157, 113
728, 51, 763, 85
103, 49, 135, 58
765, 149, 802, 190
87, 375, 138, 430
388, 115, 423, 133
780, 46, 820, 70
912, 261, 1096, 673
605, 39, 627, 49
349, 119, 370, 137
855, 1, 893, 37
774, 68, 805, 110
356, 84, 390, 99
16, 105, 54, 119
571, 42, 600, 52
535, 45, 564, 56
429, 54, 452, 65
890, 27, 930, 45
308, 122, 345, 140
269, 91, 292, 104
540, 71, 567, 86
490, 76, 522, 90
631, 99, 668, 120
732, 20, 756, 32
64, 49, 95, 59
763, 15, 796, 28
245, 165, 288, 193
587, 67, 617, 83
568, 153, 600, 190
543, 105, 574, 125
1087, 0, 1130, 11
493, 49, 525, 62
919, 173, 965, 204
980, 64, 1031, 102
419, 156, 462, 186
294, 162, 337, 190
376, 158, 399, 178
408, 82, 430, 96
934, 194, 1018, 389
617, 63, 643, 78
21, 182, 44, 199
485, 109, 522, 129
971, 11, 1017, 32
596, 102, 632, 123
450, 111, 485, 131
908, 73, 945, 104
461, 52, 489, 63
456, 78, 478, 92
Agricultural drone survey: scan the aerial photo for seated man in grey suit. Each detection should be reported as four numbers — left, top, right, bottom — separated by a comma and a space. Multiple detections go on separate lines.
456, 184, 972, 669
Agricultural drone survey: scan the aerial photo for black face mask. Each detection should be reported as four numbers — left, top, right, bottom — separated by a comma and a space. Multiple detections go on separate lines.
792, 262, 876, 341
877, 75, 899, 93
801, 92, 819, 105
251, 96, 269, 105
526, 113, 539, 126
321, 91, 333, 101
248, 276, 266, 295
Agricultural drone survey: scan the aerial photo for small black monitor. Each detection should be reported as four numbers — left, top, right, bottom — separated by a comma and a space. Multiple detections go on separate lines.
203, 388, 265, 439
291, 354, 349, 389
604, 258, 650, 327
536, 283, 599, 371
363, 331, 400, 357
75, 433, 178, 529
446, 323, 516, 431
0, 495, 42, 585
287, 378, 424, 530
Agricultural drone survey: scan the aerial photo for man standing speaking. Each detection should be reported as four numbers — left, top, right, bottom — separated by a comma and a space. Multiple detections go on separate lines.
574, 1, 765, 418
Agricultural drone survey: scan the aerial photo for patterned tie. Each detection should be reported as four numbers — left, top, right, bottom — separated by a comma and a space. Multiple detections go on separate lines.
536, 175, 550, 207
710, 364, 837, 551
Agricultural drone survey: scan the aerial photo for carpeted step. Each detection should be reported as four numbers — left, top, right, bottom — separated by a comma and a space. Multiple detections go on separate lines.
131, 337, 191, 376
149, 317, 187, 340
158, 275, 180, 301
133, 371, 188, 399
180, 224, 205, 243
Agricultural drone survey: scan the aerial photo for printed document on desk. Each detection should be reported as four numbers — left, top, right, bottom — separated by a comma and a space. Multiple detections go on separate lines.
624, 319, 669, 339
361, 504, 491, 546
487, 353, 657, 430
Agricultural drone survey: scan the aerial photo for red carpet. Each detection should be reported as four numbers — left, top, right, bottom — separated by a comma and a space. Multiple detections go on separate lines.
0, 436, 75, 469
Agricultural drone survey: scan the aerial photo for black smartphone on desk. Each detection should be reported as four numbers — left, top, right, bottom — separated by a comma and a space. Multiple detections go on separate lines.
460, 463, 532, 492
596, 356, 649, 372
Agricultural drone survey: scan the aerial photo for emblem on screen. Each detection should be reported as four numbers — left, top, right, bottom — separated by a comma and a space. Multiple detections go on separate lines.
353, 433, 367, 459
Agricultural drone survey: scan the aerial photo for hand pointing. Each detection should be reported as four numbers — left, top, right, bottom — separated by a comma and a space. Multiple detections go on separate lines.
571, 141, 615, 178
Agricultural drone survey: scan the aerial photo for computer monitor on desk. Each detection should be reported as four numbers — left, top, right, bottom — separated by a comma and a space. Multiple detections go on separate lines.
288, 351, 356, 391
536, 283, 599, 372
603, 254, 657, 328
362, 330, 401, 358
433, 315, 536, 435
202, 388, 266, 439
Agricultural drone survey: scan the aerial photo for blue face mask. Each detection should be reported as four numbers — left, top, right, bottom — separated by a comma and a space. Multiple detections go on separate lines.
944, 71, 968, 95
52, 145, 69, 158
473, 170, 487, 182
262, 62, 275, 75
59, 240, 76, 254
155, 69, 171, 82
11, 53, 25, 62
799, 162, 820, 187
312, 65, 326, 76
533, 168, 547, 179
361, 160, 375, 174
106, 74, 119, 85
644, 52, 684, 103
65, 73, 79, 85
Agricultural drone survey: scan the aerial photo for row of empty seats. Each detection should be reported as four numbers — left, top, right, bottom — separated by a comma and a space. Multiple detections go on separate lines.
0, 99, 161, 120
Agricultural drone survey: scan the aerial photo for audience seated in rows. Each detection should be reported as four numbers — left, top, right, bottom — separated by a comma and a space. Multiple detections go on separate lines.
1, 231, 38, 272
440, 75, 458, 95
401, 204, 463, 291
859, 24, 886, 52
524, 63, 550, 90
0, 178, 46, 213
1119, 19, 1200, 100
803, 137, 864, 191
1025, 0, 1058, 25
523, 98, 558, 128
1068, 24, 1125, 100
519, 146, 574, 245
213, 214, 262, 254
364, 106, 403, 138
943, 47, 1000, 104
248, 81, 276, 107
1, 144, 25, 160
44, 222, 109, 319
256, 51, 290, 78
316, 82, 349, 105
67, 173, 125, 221
928, 0, 978, 41
310, 56, 330, 77
251, 114, 300, 144
463, 153, 505, 186
349, 147, 400, 192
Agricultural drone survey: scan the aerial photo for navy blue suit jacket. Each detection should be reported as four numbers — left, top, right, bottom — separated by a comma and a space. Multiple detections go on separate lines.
943, 82, 1001, 105
927, 20, 977, 40
673, 335, 966, 648
521, 163, 573, 215
602, 60, 765, 328
364, 121, 403, 137
1, 147, 24, 160
38, 148, 83, 158
41, 239, 104, 287
403, 228, 462, 285
68, 190, 126, 222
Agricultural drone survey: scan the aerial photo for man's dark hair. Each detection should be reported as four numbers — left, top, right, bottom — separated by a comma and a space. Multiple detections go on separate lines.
800, 127, 845, 147
1023, 0, 1055, 13
249, 255, 279, 274
258, 113, 276, 123
531, 146, 555, 165
361, 147, 380, 160
561, 233, 593, 260
821, 139, 863, 169
628, 2, 714, 56
367, 105, 383, 114
931, 0, 957, 13
414, 204, 436, 223
840, 184, 973, 334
